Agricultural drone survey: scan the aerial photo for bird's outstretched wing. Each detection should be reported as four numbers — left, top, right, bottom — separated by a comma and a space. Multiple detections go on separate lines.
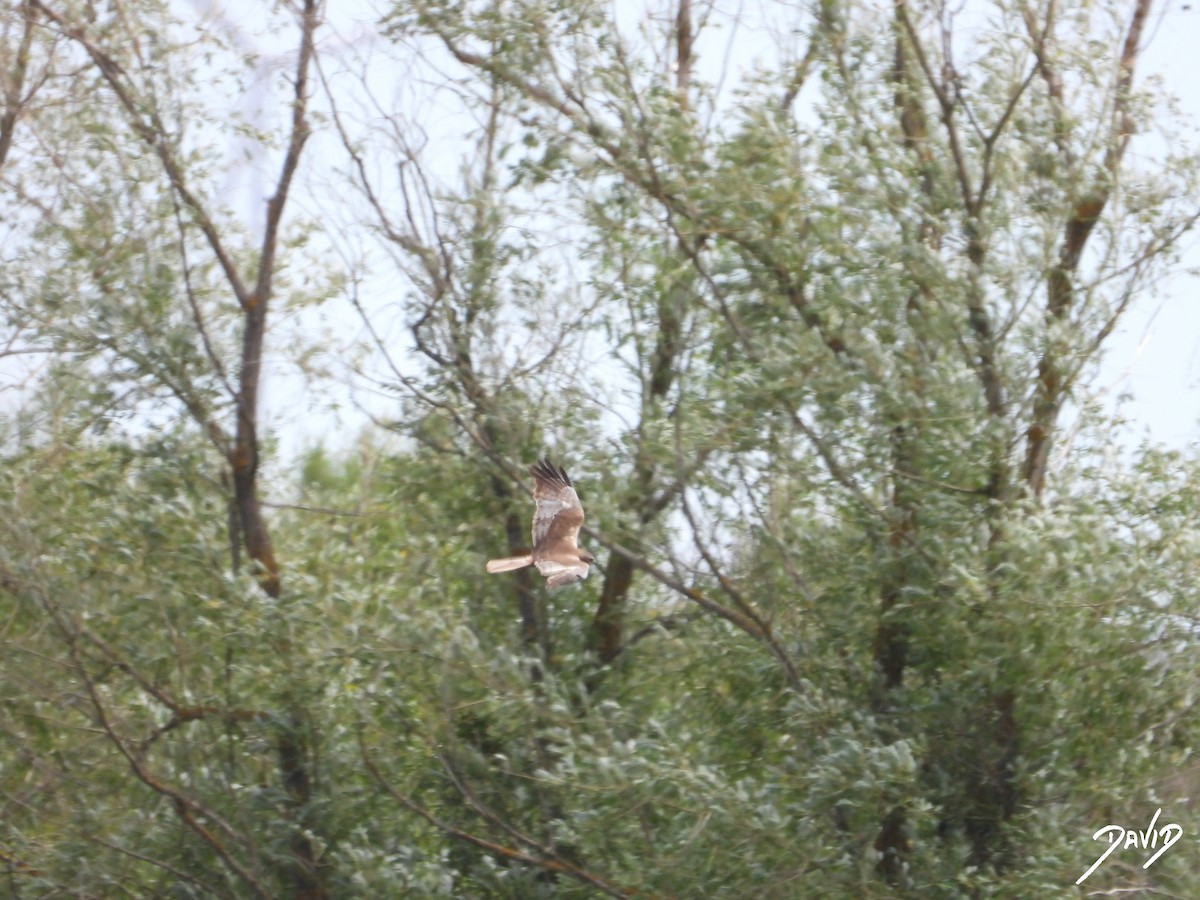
530, 458, 585, 553
486, 459, 593, 589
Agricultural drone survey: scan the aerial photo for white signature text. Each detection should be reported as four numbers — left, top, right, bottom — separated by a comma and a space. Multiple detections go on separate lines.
1076, 808, 1183, 885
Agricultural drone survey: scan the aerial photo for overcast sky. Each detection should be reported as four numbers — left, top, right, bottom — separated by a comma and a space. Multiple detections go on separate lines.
1092, 1, 1200, 447
3, 0, 1198, 459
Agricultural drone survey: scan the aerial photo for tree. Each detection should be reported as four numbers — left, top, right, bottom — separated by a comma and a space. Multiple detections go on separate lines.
2, 0, 1198, 895
3, 1, 330, 895
360, 0, 1200, 891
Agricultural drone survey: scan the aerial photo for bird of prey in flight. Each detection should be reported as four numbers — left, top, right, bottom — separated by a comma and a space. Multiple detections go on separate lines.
486, 459, 595, 588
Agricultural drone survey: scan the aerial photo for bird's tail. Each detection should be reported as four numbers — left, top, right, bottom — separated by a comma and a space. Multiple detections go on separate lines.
486, 555, 534, 574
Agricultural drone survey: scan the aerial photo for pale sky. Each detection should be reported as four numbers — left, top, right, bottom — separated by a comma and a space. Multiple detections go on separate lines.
2, 0, 1198, 461
1100, 0, 1200, 448
294, 0, 1200, 457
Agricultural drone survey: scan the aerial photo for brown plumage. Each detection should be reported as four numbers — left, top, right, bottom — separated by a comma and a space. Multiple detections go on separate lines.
486, 459, 595, 588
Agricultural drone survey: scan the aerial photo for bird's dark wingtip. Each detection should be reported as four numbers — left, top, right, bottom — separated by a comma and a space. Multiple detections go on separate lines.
531, 457, 572, 485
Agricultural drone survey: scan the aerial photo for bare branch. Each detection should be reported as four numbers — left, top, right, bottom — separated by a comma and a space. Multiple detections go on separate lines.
0, 0, 37, 170
679, 490, 801, 687
14, 586, 273, 898
675, 0, 693, 105
359, 734, 634, 898
250, 0, 319, 307
1023, 0, 1154, 496
29, 0, 252, 307
582, 523, 770, 642
892, 0, 977, 215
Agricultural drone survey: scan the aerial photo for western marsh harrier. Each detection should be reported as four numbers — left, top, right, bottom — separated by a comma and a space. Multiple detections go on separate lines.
486, 459, 595, 588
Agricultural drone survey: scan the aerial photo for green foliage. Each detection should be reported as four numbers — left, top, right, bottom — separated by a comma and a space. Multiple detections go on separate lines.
2, 0, 1199, 897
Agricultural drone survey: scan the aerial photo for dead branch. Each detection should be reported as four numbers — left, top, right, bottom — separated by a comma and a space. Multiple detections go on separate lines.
359, 732, 635, 898
1022, 0, 1154, 497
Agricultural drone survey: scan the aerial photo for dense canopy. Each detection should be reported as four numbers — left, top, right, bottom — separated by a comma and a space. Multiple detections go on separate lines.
1, 0, 1198, 896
